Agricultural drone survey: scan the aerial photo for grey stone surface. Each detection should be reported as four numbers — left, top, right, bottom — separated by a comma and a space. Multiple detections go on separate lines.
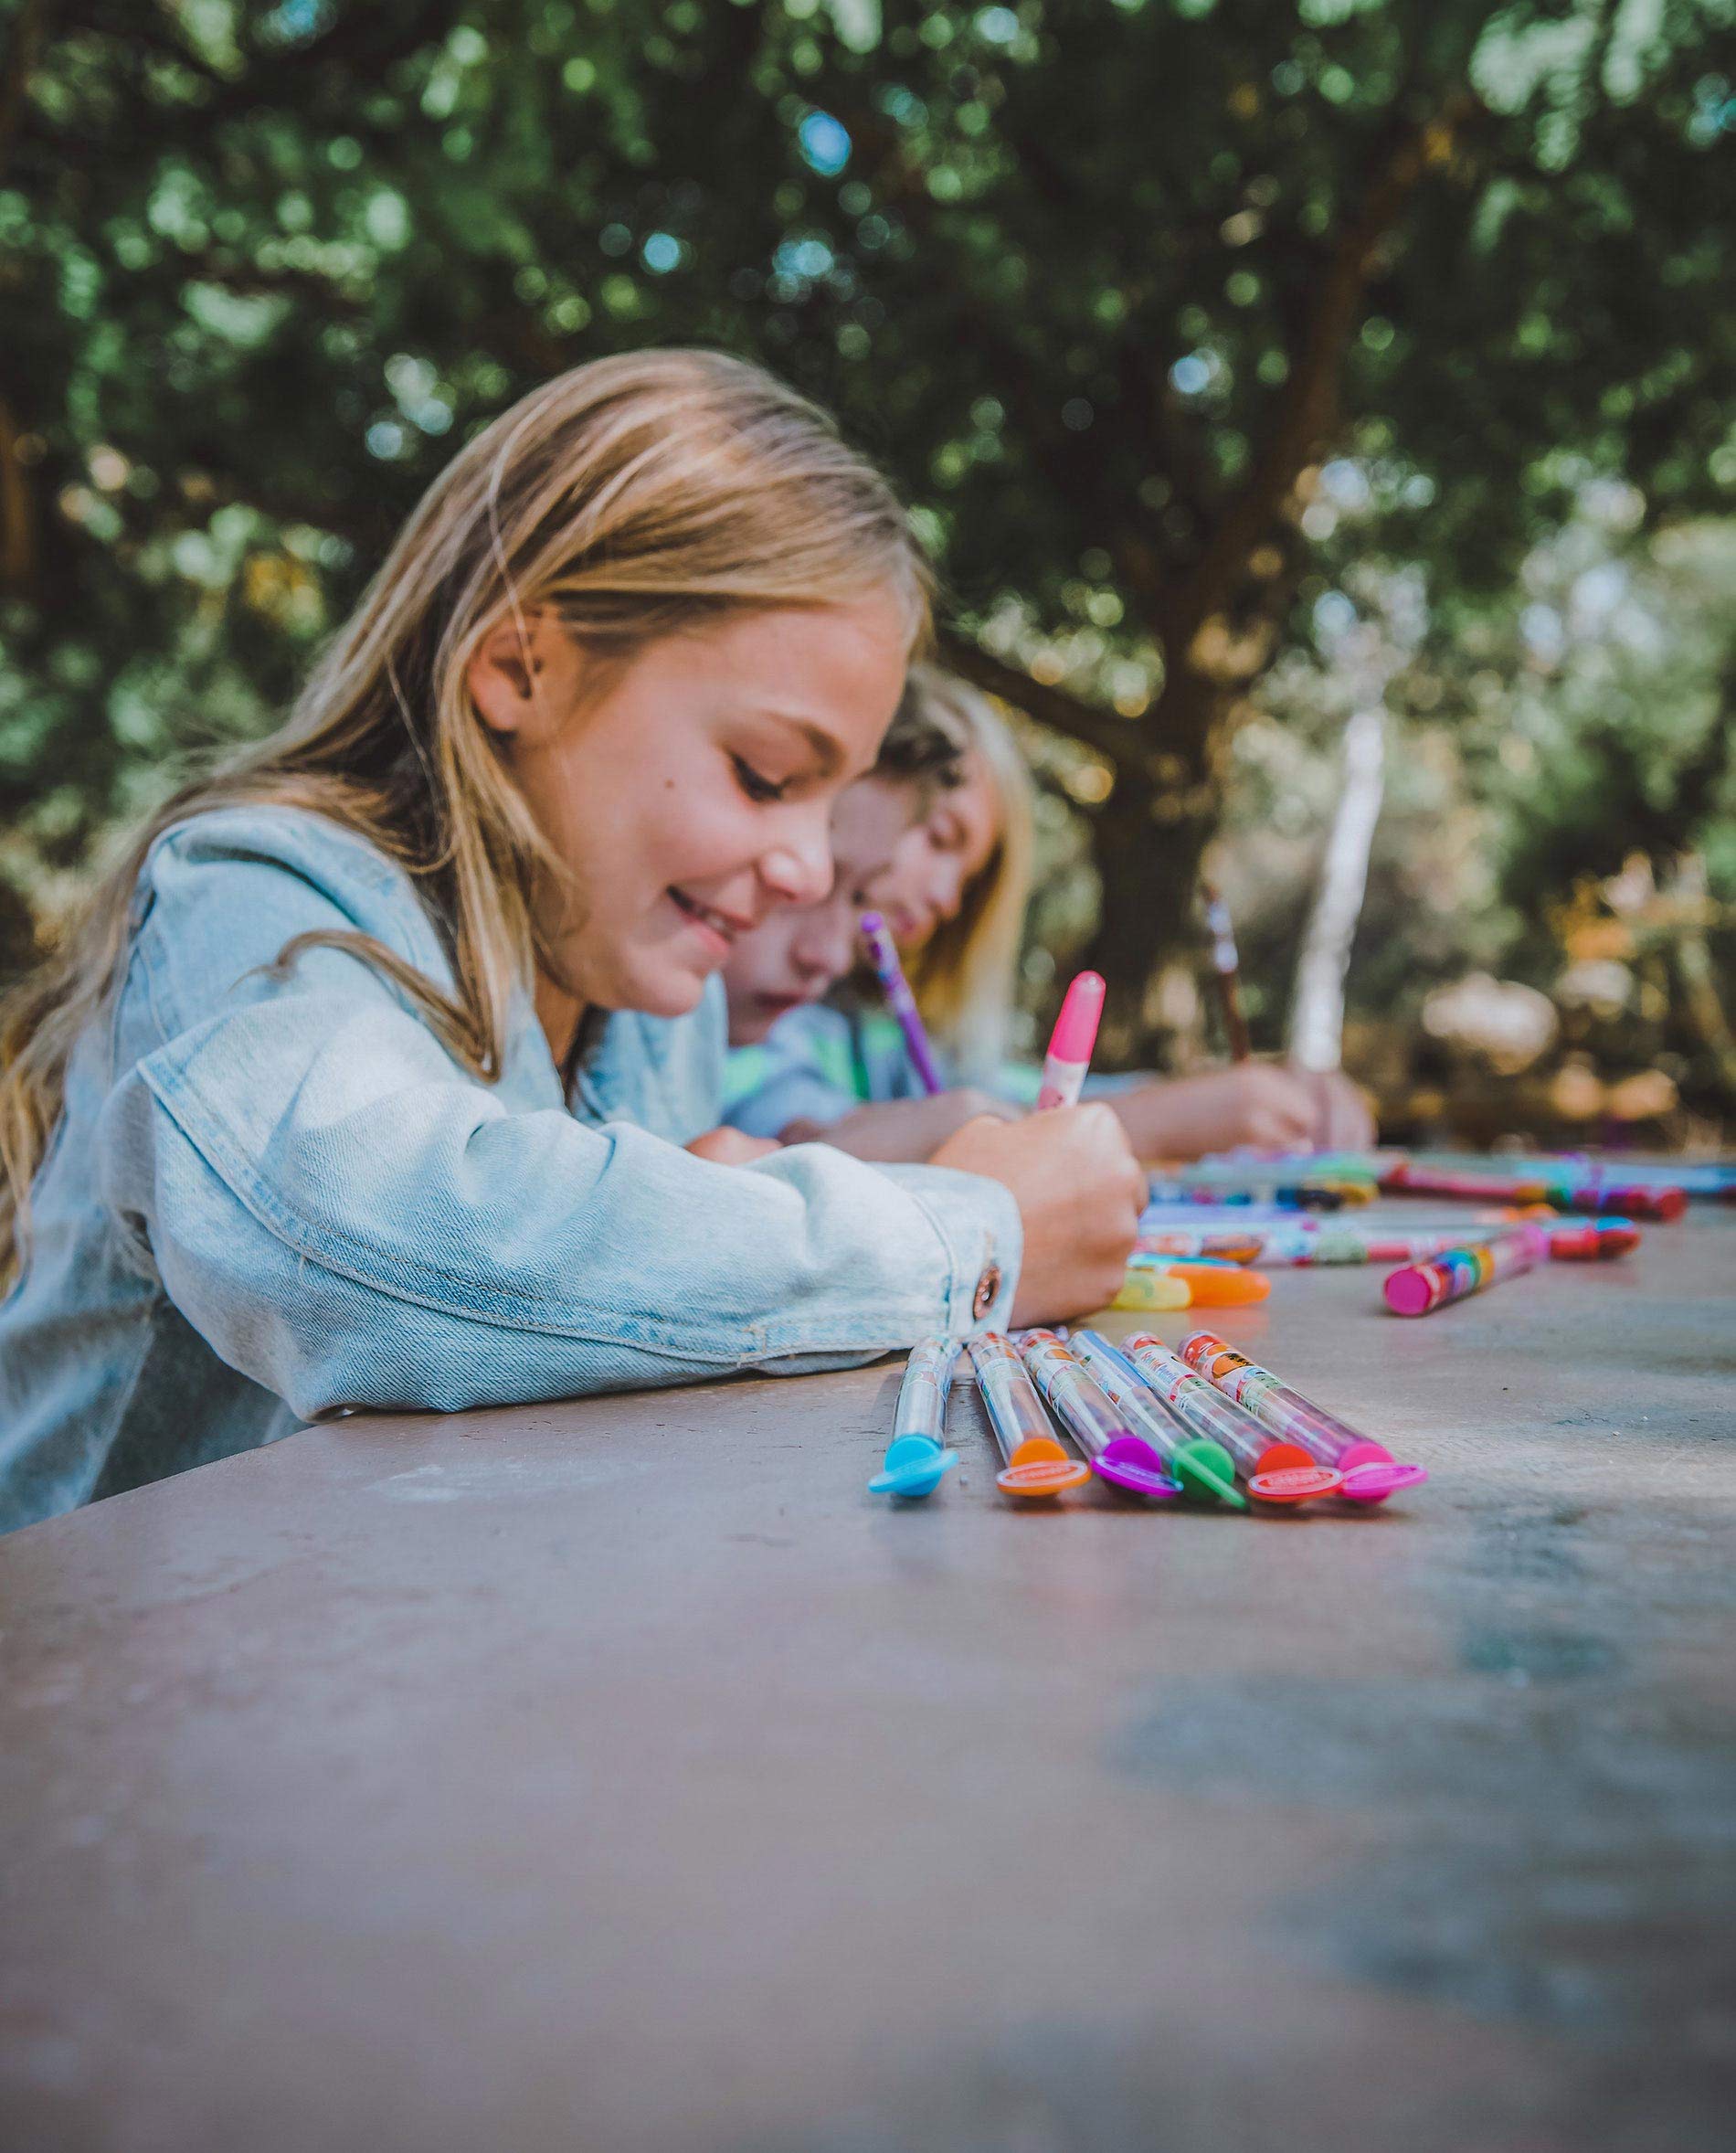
2, 1205, 1732, 2152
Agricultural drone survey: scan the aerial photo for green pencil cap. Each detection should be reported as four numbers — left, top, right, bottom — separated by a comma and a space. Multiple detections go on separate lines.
1172, 1437, 1247, 1511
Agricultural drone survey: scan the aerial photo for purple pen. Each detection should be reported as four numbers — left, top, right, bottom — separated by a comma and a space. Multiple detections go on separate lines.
1017, 1331, 1180, 1500
859, 911, 944, 1096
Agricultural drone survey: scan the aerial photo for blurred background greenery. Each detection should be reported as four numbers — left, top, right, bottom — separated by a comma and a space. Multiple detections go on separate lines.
2, 0, 1732, 1143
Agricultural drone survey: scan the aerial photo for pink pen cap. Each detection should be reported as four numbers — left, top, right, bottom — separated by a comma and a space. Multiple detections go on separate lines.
1036, 970, 1106, 1111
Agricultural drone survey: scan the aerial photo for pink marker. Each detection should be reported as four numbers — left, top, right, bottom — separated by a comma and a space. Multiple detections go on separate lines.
1036, 970, 1106, 1110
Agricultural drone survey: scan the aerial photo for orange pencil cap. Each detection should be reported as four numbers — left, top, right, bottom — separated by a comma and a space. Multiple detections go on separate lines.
997, 1434, 1092, 1499
1171, 1265, 1270, 1308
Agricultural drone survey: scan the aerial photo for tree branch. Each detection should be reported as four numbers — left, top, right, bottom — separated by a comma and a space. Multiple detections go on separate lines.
1162, 90, 1480, 652
0, 387, 36, 594
0, 0, 48, 181
937, 631, 1137, 764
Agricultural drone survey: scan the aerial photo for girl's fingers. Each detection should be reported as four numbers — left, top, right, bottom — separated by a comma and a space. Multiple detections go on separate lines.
685, 1127, 782, 1165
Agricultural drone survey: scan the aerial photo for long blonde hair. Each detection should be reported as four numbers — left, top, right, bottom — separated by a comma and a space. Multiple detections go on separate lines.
899, 669, 1035, 1080
0, 350, 930, 1284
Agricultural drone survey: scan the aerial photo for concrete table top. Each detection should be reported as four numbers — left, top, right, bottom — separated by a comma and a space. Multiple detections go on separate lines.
2, 1205, 1733, 2153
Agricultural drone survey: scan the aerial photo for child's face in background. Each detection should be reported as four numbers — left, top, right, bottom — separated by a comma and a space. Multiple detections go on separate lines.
468, 597, 908, 1019
723, 775, 919, 1045
866, 748, 1000, 950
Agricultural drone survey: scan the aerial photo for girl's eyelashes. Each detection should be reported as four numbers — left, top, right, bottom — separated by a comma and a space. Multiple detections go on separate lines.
731, 754, 790, 805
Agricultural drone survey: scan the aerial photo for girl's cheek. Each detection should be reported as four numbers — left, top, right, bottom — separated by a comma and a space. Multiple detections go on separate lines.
666, 769, 736, 849
703, 793, 771, 879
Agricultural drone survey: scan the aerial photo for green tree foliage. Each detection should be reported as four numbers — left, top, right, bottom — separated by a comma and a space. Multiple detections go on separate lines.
2, 0, 1733, 1060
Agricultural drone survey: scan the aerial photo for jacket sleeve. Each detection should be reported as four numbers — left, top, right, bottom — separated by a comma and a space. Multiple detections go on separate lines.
98, 816, 1021, 1420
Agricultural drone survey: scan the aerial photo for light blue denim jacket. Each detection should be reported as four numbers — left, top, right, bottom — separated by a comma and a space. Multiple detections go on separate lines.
0, 808, 1020, 1533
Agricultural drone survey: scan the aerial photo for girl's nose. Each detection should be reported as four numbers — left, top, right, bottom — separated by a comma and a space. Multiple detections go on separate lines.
920, 854, 969, 929
793, 899, 858, 986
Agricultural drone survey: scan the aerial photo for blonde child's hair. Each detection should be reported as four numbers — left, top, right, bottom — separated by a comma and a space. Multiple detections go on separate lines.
898, 666, 1035, 1080
0, 349, 931, 1283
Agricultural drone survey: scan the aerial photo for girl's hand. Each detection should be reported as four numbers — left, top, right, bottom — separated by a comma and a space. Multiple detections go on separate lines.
930, 1103, 1144, 1325
1111, 1064, 1374, 1161
1297, 1066, 1377, 1150
685, 1127, 783, 1165
781, 1087, 1020, 1162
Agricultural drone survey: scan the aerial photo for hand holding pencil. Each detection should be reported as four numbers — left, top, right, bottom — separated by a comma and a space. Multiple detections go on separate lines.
930, 967, 1141, 1325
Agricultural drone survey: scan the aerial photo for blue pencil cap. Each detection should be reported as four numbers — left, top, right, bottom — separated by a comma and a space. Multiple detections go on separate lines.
870, 1433, 958, 1500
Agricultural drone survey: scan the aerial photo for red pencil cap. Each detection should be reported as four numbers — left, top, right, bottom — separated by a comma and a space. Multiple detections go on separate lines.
1246, 1441, 1343, 1504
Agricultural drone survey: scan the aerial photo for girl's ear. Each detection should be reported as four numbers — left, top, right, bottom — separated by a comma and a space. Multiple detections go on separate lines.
466, 608, 571, 737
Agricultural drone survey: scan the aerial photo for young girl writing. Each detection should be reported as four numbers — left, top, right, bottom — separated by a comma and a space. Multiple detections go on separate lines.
724, 667, 1374, 1161
0, 353, 1142, 1532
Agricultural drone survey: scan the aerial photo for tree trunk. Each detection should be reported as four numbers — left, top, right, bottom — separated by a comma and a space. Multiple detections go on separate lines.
1082, 665, 1224, 1068
1082, 780, 1207, 1068
1289, 705, 1387, 1072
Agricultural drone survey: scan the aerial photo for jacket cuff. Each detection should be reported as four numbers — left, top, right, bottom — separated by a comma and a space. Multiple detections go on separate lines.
878, 1163, 1022, 1335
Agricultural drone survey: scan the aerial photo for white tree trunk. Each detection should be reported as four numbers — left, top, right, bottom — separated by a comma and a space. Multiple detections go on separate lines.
1290, 705, 1387, 1073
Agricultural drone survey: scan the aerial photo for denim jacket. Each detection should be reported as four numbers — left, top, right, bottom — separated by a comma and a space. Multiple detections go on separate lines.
0, 808, 1020, 1533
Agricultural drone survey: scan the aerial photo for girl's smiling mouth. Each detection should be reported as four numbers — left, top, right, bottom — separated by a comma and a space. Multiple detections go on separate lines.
668, 886, 754, 954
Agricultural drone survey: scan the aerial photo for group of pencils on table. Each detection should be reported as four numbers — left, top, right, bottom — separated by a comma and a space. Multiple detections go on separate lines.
1116, 1139, 1720, 1318
870, 1329, 1428, 1511
1117, 1205, 1648, 1317
868, 921, 1703, 1327
867, 936, 1705, 1454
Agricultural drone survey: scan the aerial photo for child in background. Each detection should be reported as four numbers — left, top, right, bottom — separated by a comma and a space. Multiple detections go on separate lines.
724, 666, 1374, 1161
723, 678, 962, 1051
0, 354, 1143, 1532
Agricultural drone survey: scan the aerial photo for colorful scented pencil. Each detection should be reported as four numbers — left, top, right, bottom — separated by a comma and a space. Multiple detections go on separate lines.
967, 1333, 1090, 1498
1180, 1332, 1427, 1505
1547, 1216, 1642, 1260
1120, 1336, 1344, 1504
1383, 1223, 1551, 1317
858, 910, 944, 1097
1016, 1331, 1180, 1499
1123, 1257, 1271, 1307
1135, 1230, 1268, 1264
1071, 1331, 1247, 1509
869, 1337, 962, 1498
1036, 970, 1106, 1110
1381, 1159, 1685, 1223
1250, 1227, 1501, 1268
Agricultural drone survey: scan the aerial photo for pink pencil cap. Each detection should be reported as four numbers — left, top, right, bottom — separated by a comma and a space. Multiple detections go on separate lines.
1050, 970, 1106, 1065
1337, 1441, 1431, 1503
1384, 1261, 1444, 1317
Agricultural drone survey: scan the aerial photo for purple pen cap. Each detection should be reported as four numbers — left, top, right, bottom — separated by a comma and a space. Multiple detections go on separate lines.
1335, 1438, 1430, 1504
1092, 1433, 1181, 1501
